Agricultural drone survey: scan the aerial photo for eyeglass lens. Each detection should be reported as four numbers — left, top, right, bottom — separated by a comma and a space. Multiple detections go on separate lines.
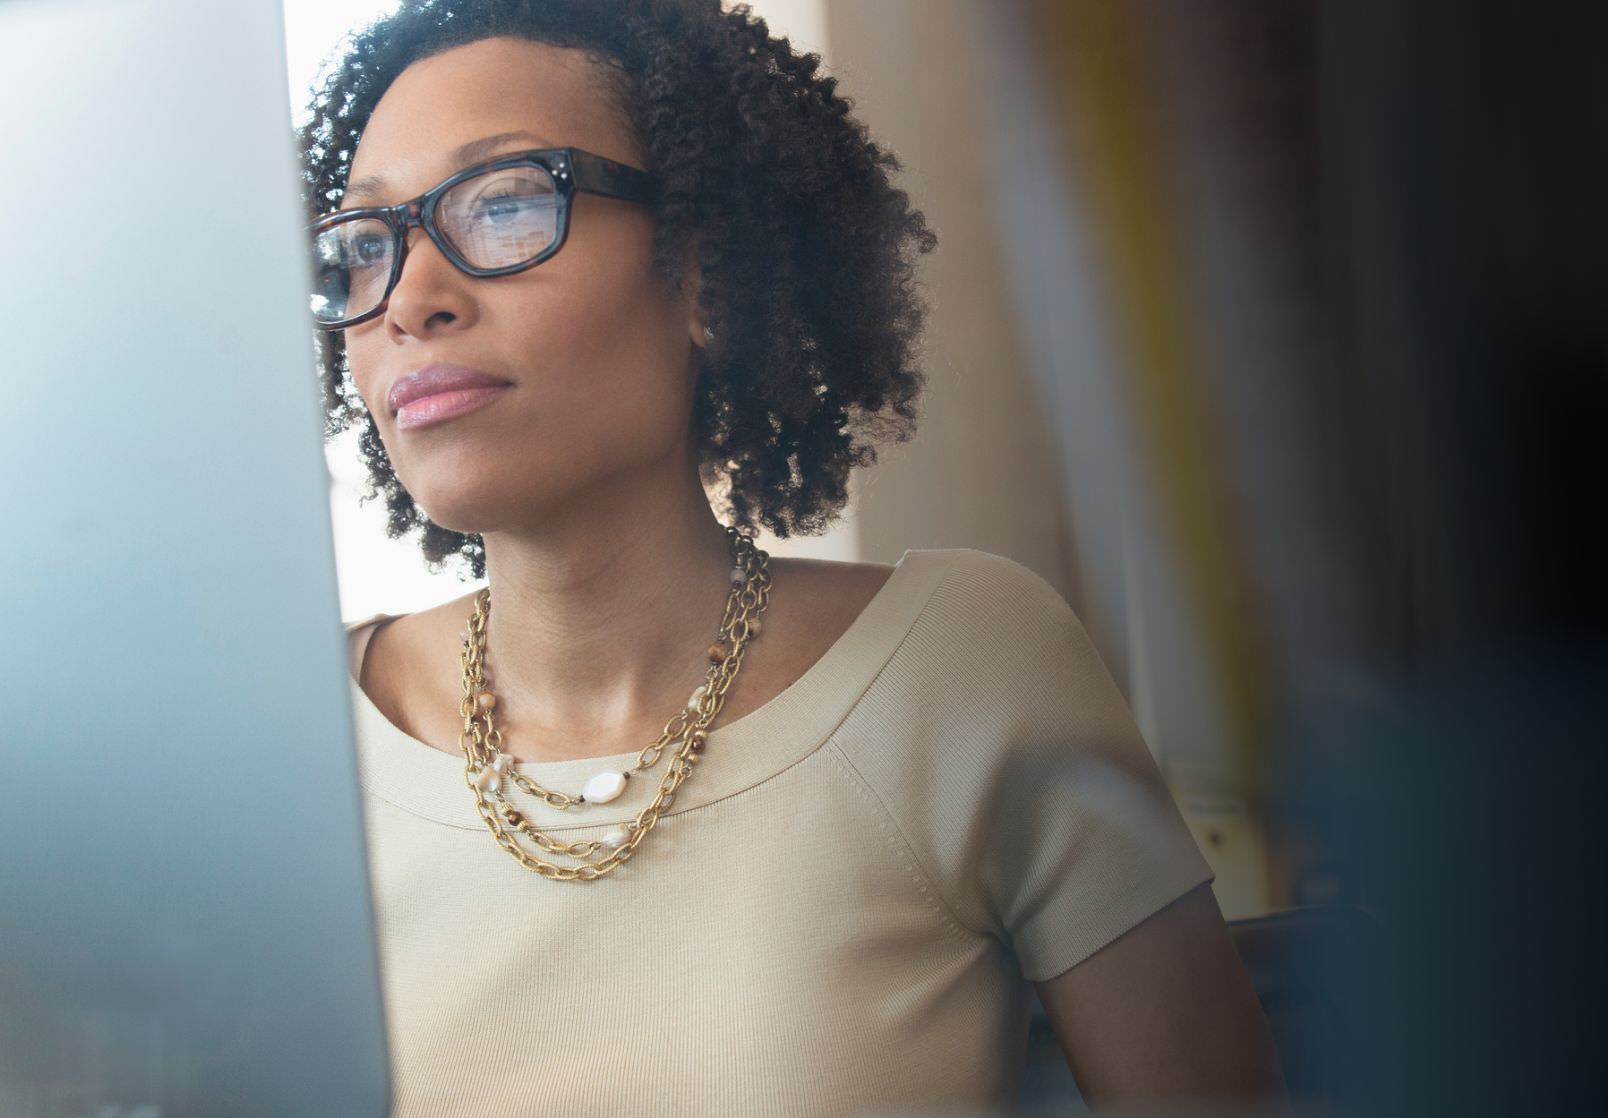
310, 163, 560, 326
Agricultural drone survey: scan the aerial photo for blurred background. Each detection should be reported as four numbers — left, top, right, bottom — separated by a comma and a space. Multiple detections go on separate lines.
287, 1, 1607, 1112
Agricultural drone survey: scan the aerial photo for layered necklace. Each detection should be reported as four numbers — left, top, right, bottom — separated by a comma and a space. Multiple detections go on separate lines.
456, 527, 771, 881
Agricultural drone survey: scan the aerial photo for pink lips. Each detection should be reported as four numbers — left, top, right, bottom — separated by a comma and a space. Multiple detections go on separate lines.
388, 363, 512, 431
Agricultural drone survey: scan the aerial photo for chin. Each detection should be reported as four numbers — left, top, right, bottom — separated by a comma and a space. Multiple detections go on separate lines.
411, 490, 533, 537
406, 469, 585, 538
394, 465, 520, 532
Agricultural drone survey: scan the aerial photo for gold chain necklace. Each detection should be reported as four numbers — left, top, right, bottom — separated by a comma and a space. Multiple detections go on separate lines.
456, 527, 771, 881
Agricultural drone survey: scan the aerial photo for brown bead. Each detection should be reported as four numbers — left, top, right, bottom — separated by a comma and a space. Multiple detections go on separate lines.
501, 806, 524, 827
707, 642, 730, 664
475, 690, 496, 713
747, 619, 763, 638
689, 729, 708, 753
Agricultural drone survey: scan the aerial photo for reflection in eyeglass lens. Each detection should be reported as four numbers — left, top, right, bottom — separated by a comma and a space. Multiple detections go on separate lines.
311, 217, 394, 324
438, 165, 559, 266
308, 164, 561, 325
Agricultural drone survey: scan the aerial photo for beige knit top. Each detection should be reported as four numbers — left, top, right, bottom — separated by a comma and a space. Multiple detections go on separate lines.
343, 548, 1214, 1117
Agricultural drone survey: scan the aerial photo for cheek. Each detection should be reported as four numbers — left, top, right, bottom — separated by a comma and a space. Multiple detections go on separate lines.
509, 270, 694, 434
338, 336, 386, 418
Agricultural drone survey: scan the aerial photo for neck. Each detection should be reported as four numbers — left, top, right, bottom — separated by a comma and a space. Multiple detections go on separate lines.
471, 452, 738, 757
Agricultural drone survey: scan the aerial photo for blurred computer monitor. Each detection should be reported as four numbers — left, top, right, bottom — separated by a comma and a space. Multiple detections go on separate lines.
0, 1, 388, 1114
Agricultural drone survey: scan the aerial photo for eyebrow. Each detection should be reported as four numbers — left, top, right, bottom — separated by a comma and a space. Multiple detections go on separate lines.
341, 130, 558, 204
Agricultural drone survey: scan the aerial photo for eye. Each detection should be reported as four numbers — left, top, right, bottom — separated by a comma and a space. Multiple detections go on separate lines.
350, 232, 391, 266
473, 191, 546, 225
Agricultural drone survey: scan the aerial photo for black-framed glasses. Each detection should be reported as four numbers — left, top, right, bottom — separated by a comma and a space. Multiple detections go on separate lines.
306, 147, 659, 331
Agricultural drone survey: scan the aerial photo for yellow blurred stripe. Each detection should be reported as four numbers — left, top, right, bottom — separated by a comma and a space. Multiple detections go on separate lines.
1035, 0, 1270, 785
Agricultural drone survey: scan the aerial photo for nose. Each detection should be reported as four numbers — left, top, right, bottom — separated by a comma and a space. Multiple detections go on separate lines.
382, 203, 473, 336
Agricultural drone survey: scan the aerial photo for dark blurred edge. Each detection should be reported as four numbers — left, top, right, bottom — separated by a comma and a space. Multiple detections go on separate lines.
1305, 1, 1608, 1114
1012, 0, 1608, 1113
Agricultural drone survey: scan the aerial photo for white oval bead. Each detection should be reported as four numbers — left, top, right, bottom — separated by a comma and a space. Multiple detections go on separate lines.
474, 765, 502, 793
687, 685, 707, 712
600, 825, 632, 850
582, 770, 628, 804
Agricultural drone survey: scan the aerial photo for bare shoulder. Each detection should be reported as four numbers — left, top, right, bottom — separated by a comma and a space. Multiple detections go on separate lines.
760, 556, 895, 644
358, 589, 479, 676
719, 556, 895, 716
764, 556, 897, 624
354, 589, 483, 749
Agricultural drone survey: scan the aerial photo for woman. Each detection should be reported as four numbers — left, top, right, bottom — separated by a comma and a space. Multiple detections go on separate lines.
297, 0, 1286, 1113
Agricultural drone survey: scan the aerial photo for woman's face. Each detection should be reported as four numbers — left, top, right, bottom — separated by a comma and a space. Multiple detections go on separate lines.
339, 36, 701, 535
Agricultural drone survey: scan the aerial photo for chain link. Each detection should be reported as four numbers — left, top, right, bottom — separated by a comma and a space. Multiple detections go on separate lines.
455, 527, 772, 881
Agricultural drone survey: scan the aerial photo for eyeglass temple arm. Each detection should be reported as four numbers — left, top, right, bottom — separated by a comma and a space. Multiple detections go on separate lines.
568, 148, 660, 204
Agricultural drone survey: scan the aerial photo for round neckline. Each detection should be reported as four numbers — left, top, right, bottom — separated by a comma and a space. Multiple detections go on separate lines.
346, 548, 954, 830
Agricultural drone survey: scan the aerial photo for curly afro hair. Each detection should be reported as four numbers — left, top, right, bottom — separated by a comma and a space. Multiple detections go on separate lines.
296, 0, 937, 579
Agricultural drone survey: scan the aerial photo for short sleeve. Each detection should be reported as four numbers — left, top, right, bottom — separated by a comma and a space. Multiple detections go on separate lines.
835, 550, 1216, 983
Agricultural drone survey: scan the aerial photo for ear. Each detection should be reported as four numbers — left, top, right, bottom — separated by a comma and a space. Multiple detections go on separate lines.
678, 234, 710, 350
